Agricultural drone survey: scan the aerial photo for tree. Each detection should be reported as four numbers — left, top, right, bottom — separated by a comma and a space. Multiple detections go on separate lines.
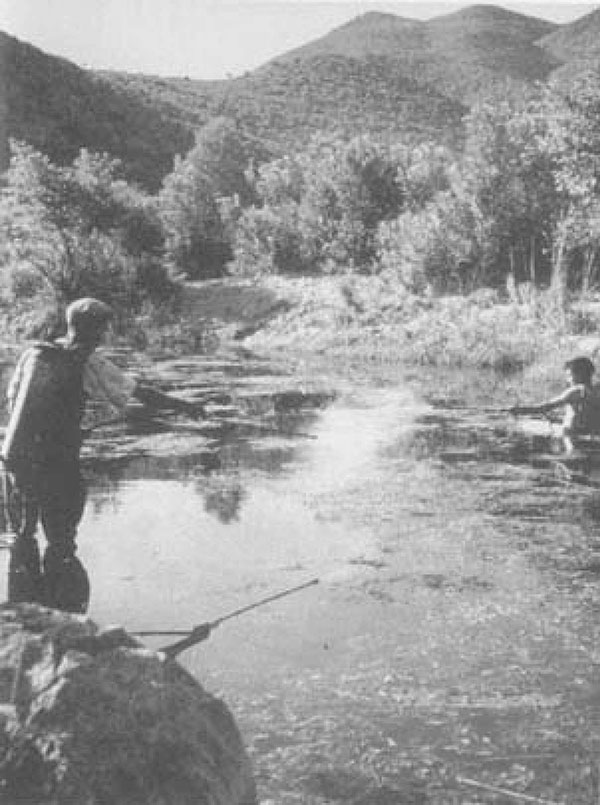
377, 189, 482, 293
460, 95, 560, 288
542, 73, 600, 302
223, 151, 317, 276
158, 117, 268, 279
299, 135, 406, 271
457, 78, 600, 301
227, 134, 406, 276
0, 140, 168, 319
158, 153, 225, 280
393, 141, 453, 212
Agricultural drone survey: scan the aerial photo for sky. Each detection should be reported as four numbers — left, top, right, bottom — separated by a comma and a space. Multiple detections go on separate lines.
0, 0, 597, 80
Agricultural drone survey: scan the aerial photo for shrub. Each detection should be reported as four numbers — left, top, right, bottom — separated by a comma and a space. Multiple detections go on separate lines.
399, 293, 554, 371
226, 134, 406, 277
0, 140, 173, 326
158, 117, 266, 279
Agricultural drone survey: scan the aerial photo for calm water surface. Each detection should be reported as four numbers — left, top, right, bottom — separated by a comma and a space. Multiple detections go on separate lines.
81, 373, 420, 675
4, 357, 600, 803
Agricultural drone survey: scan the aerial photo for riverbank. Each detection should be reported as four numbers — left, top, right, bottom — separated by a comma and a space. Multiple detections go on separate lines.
3, 275, 600, 369
172, 276, 600, 404
2, 276, 600, 418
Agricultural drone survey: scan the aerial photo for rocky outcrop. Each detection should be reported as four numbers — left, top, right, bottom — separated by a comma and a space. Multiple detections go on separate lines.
0, 604, 256, 805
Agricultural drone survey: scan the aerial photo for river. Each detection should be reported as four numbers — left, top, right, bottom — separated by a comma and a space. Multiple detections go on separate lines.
3, 354, 600, 803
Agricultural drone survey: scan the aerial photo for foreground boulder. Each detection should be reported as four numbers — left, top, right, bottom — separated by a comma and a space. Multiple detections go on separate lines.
0, 604, 256, 805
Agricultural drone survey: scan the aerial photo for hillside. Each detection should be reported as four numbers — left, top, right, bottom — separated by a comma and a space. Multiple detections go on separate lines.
272, 5, 559, 103
99, 5, 563, 156
4, 4, 600, 188
0, 31, 193, 190
102, 47, 466, 153
271, 12, 426, 64
538, 7, 600, 62
96, 71, 224, 136
422, 5, 559, 102
215, 54, 465, 149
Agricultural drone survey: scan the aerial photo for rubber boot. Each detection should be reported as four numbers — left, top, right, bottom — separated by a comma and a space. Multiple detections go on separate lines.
41, 544, 90, 614
8, 537, 42, 605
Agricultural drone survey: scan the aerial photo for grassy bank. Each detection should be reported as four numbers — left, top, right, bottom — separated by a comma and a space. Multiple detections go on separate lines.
236, 276, 600, 386
3, 276, 600, 405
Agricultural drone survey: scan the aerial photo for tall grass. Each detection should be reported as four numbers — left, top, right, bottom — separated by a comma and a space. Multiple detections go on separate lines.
398, 294, 546, 372
246, 277, 596, 377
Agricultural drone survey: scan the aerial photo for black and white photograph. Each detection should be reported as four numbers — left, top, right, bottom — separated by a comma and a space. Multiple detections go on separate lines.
1, 0, 600, 802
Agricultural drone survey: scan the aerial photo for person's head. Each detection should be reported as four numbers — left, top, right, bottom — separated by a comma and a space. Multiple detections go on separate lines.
65, 297, 113, 353
565, 356, 595, 385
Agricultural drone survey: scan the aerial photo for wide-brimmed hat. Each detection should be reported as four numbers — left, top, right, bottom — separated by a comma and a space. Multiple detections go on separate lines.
65, 298, 113, 331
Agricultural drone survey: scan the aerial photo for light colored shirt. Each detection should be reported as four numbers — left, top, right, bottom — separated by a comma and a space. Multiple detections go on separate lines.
80, 351, 139, 428
83, 352, 137, 414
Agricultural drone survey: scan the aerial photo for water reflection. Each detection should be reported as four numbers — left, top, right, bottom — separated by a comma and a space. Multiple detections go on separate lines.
7, 538, 90, 614
67, 367, 600, 802
74, 382, 410, 636
581, 494, 600, 524
405, 401, 600, 594
408, 409, 556, 467
203, 478, 245, 523
83, 422, 304, 520
0, 467, 91, 614
0, 350, 336, 625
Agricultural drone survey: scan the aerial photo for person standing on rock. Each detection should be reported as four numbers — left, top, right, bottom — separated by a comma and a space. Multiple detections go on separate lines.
1, 297, 203, 613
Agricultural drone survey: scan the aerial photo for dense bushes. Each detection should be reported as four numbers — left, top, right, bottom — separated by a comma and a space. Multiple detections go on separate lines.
157, 129, 407, 280
212, 74, 600, 301
377, 75, 600, 297
4, 70, 600, 353
158, 117, 270, 280
226, 135, 406, 276
0, 140, 173, 334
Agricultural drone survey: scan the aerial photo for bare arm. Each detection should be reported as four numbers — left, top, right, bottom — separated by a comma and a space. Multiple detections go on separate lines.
85, 352, 205, 419
133, 384, 205, 418
511, 386, 580, 416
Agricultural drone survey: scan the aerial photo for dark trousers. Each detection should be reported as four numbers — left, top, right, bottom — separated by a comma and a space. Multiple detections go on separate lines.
2, 459, 89, 612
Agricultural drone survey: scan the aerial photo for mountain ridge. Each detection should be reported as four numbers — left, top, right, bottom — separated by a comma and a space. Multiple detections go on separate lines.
3, 4, 600, 186
0, 29, 193, 190
538, 6, 600, 61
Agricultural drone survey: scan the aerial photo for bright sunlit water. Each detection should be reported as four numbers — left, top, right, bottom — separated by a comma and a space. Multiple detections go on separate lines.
4, 359, 600, 802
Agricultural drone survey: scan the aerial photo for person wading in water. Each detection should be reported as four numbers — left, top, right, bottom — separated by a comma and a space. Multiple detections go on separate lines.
1, 297, 203, 613
510, 356, 600, 453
